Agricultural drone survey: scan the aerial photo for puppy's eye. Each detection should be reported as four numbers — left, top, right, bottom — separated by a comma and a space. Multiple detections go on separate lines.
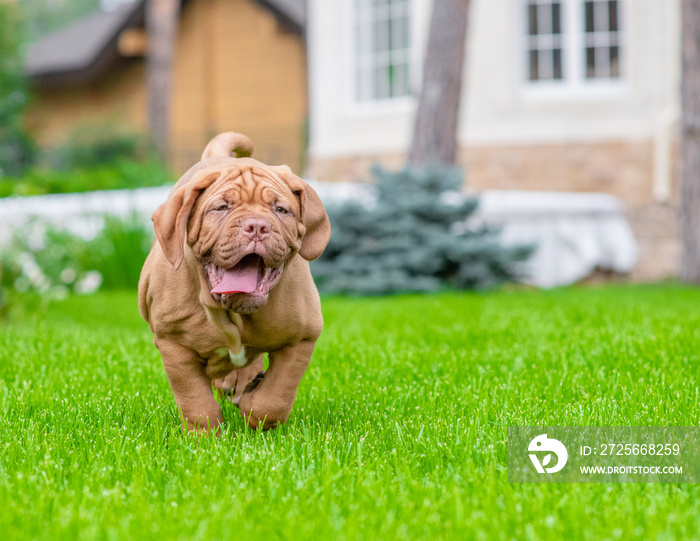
211, 203, 229, 212
275, 206, 289, 214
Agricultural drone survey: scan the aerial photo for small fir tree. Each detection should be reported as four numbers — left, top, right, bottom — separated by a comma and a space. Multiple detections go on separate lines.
312, 166, 533, 295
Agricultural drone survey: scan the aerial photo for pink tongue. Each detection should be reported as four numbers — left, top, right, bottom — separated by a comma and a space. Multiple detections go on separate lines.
211, 259, 259, 295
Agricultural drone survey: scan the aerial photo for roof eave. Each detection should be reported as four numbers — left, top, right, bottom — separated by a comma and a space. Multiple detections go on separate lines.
27, 1, 146, 88
255, 0, 306, 36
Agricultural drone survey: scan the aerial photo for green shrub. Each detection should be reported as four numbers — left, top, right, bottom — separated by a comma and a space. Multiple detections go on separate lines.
0, 214, 153, 297
312, 165, 534, 295
0, 120, 175, 196
1, 223, 98, 299
45, 126, 148, 170
0, 2, 35, 176
0, 159, 172, 197
80, 214, 153, 290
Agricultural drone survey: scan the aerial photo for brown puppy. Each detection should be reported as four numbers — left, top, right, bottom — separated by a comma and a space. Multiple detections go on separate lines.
138, 132, 330, 432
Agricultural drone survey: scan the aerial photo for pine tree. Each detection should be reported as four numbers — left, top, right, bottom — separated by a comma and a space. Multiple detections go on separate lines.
312, 166, 533, 295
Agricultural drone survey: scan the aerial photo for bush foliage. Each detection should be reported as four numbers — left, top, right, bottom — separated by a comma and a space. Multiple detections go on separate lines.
0, 214, 153, 299
0, 2, 34, 176
312, 165, 533, 294
0, 122, 174, 197
0, 159, 172, 198
44, 128, 145, 170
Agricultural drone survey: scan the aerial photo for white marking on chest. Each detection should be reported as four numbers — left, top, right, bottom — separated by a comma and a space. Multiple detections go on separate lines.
216, 346, 247, 367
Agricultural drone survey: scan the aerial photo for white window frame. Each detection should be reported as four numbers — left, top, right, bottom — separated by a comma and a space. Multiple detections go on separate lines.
518, 0, 629, 100
342, 0, 423, 114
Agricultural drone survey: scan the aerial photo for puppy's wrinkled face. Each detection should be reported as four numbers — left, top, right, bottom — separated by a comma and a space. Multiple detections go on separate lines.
187, 165, 303, 313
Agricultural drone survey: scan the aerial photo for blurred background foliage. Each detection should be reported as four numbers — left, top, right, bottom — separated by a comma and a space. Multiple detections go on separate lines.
0, 124, 173, 197
0, 0, 171, 193
0, 1, 35, 176
0, 214, 153, 302
0, 159, 171, 197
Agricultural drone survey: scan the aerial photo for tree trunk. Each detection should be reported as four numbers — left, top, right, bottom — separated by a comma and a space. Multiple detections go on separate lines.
408, 0, 470, 167
146, 0, 180, 160
682, 0, 700, 283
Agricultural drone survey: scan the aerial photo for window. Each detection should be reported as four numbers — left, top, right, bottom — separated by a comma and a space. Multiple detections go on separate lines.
584, 0, 621, 79
354, 0, 412, 102
524, 0, 623, 89
527, 1, 563, 81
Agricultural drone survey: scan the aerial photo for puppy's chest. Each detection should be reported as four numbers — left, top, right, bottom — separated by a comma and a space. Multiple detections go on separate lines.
194, 308, 297, 360
198, 326, 288, 366
238, 320, 298, 352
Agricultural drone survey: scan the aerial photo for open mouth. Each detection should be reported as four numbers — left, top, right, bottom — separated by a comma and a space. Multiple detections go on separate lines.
205, 254, 284, 299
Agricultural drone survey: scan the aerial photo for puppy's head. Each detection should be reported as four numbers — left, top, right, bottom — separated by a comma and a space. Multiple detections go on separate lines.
152, 132, 330, 313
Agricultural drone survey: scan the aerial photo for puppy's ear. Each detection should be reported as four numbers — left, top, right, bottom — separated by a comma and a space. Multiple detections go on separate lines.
152, 170, 222, 270
297, 182, 331, 261
273, 166, 331, 261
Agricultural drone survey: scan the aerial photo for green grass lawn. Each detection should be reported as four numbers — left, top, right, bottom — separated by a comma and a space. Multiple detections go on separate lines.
0, 285, 699, 540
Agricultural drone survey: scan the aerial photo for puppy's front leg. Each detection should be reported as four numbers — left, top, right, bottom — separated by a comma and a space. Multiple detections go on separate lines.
156, 339, 223, 432
238, 340, 315, 430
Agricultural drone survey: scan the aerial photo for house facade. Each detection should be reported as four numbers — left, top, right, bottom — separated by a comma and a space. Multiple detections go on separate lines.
306, 0, 682, 281
26, 0, 308, 174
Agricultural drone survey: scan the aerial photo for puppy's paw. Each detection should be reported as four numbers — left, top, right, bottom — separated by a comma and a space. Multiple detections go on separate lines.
224, 370, 265, 406
212, 370, 238, 400
243, 371, 265, 394
238, 388, 292, 431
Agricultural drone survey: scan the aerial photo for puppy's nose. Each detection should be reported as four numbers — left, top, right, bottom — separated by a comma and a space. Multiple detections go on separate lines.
242, 218, 271, 241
